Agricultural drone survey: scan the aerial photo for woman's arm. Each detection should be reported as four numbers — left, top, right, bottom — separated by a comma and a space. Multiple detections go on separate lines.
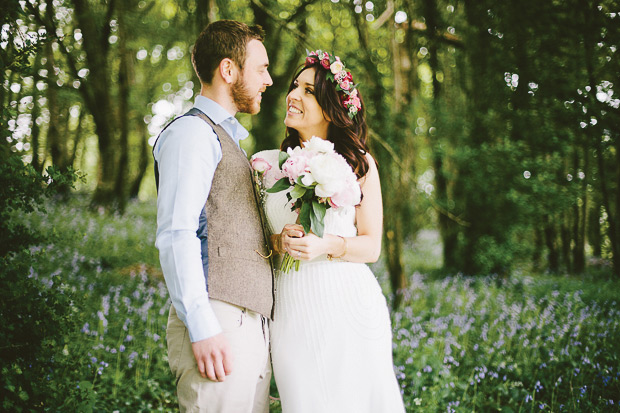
282, 153, 383, 263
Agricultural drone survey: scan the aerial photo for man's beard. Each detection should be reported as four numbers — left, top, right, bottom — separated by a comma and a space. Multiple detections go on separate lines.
231, 75, 258, 114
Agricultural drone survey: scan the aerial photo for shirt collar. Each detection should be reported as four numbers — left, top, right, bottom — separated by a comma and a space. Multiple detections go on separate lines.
193, 95, 249, 143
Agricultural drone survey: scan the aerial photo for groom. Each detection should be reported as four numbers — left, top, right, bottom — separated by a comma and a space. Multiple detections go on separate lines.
153, 20, 274, 412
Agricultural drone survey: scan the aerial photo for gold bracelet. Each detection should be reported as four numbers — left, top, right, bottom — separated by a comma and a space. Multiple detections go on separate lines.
327, 236, 347, 260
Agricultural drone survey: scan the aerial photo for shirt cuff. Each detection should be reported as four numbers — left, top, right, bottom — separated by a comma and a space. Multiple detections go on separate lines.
184, 300, 223, 342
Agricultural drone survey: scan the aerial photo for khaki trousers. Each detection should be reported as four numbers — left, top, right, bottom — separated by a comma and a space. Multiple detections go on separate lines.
167, 300, 271, 413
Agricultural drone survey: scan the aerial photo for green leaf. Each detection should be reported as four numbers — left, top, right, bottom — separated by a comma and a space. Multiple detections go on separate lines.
310, 201, 326, 237
290, 185, 307, 200
299, 202, 312, 234
266, 178, 290, 193
302, 187, 316, 201
278, 151, 289, 169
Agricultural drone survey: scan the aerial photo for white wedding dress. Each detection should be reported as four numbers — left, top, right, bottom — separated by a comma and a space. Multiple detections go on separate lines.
256, 150, 405, 413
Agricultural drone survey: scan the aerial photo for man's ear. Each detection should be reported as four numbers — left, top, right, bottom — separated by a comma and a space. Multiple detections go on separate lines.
219, 58, 237, 84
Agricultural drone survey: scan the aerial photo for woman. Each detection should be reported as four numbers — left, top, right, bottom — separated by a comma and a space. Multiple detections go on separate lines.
256, 51, 405, 412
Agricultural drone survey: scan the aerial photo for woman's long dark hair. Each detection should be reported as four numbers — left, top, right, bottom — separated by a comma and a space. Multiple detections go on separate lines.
281, 61, 371, 179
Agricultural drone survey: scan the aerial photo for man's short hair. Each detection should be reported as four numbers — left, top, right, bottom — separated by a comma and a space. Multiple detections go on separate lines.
192, 20, 265, 84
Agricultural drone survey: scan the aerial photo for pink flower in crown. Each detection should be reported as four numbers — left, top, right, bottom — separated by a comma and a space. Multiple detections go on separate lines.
349, 88, 358, 97
335, 70, 347, 82
330, 59, 344, 74
320, 58, 331, 69
309, 50, 318, 56
340, 79, 352, 91
349, 96, 361, 109
318, 51, 329, 60
305, 56, 316, 65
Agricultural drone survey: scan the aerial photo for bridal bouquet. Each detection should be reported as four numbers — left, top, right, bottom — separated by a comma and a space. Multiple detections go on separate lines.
251, 137, 362, 273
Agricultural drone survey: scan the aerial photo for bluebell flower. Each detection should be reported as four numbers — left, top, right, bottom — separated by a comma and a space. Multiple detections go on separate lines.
535, 381, 543, 392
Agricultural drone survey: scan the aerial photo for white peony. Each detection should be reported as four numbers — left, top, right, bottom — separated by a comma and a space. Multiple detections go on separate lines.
303, 136, 334, 154
300, 172, 316, 187
287, 145, 305, 158
307, 153, 350, 197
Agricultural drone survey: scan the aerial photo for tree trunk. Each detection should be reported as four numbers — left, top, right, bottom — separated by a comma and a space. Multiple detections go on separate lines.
462, 0, 492, 274
580, 0, 619, 276
615, 129, 620, 277
532, 228, 543, 272
350, 1, 406, 300
588, 201, 602, 257
71, 0, 119, 209
195, 0, 217, 32
572, 147, 587, 273
114, 6, 131, 213
129, 123, 150, 199
544, 217, 559, 273
249, 1, 308, 152
384, 202, 406, 308
560, 213, 572, 273
30, 56, 43, 172
44, 30, 67, 170
69, 108, 85, 167
422, 0, 459, 270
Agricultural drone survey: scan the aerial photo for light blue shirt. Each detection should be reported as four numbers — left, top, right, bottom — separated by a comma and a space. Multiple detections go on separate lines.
153, 95, 249, 342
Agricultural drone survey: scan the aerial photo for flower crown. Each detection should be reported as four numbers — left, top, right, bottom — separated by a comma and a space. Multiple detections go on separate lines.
305, 49, 361, 119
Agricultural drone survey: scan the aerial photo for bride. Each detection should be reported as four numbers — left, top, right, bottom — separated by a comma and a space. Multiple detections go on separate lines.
255, 50, 405, 412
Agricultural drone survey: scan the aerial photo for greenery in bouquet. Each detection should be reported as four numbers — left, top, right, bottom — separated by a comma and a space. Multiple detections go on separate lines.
252, 137, 361, 273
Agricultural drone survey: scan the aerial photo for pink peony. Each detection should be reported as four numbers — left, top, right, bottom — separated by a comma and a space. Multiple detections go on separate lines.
340, 79, 351, 91
251, 157, 272, 173
321, 58, 331, 69
263, 167, 285, 188
330, 179, 362, 207
282, 155, 309, 183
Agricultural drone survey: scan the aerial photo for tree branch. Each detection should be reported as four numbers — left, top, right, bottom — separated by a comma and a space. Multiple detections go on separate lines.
406, 20, 464, 49
249, 0, 311, 50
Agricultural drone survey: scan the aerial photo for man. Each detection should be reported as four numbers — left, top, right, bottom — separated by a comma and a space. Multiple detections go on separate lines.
153, 20, 274, 412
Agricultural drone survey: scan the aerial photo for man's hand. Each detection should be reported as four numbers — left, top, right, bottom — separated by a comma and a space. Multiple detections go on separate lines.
191, 333, 232, 382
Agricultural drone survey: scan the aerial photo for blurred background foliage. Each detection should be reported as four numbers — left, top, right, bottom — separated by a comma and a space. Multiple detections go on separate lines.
2, 0, 619, 296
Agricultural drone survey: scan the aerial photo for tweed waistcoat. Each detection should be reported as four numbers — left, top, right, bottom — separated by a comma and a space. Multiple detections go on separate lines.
190, 110, 275, 319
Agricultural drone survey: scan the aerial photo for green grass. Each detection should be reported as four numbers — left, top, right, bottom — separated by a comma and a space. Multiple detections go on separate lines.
15, 196, 620, 411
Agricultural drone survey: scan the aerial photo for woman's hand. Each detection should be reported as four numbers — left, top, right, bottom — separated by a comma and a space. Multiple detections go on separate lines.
273, 224, 305, 256
287, 232, 346, 262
